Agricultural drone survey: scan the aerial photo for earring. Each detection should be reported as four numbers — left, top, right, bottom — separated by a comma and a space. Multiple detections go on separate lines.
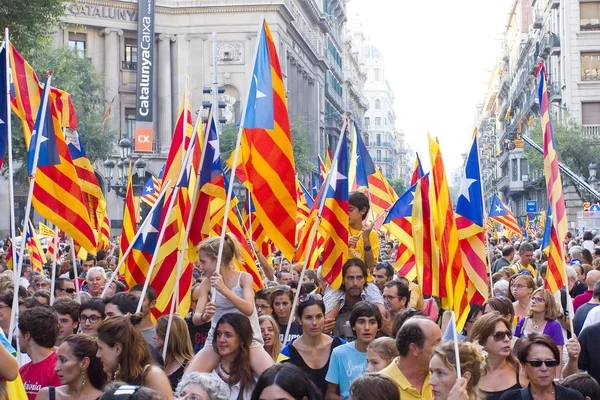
81, 370, 86, 388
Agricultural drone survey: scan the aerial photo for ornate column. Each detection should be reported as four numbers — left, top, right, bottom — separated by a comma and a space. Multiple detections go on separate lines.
158, 34, 176, 154
100, 28, 123, 132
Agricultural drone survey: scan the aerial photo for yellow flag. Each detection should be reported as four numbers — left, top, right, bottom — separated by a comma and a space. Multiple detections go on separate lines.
38, 222, 55, 237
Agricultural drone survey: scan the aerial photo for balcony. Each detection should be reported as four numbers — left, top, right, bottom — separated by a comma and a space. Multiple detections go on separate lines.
581, 19, 600, 32
327, 52, 343, 81
122, 61, 137, 70
582, 73, 600, 81
325, 82, 344, 110
498, 175, 509, 191
550, 0, 559, 9
548, 82, 562, 103
533, 14, 543, 30
325, 114, 343, 131
583, 125, 600, 138
368, 142, 395, 151
550, 35, 561, 56
509, 180, 525, 192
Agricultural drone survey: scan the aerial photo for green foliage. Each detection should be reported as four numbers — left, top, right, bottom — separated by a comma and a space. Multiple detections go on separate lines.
524, 117, 599, 179
387, 178, 406, 196
0, 0, 66, 56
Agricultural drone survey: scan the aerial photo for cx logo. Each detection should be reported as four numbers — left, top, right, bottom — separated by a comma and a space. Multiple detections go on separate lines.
137, 135, 150, 143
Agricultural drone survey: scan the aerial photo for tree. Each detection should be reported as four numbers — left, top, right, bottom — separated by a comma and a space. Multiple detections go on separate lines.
0, 0, 66, 55
9, 46, 117, 183
387, 178, 406, 197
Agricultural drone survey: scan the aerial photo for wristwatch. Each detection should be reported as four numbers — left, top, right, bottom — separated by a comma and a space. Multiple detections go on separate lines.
364, 245, 372, 251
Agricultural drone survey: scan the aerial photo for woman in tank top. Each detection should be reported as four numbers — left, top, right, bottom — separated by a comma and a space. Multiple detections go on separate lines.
186, 234, 273, 377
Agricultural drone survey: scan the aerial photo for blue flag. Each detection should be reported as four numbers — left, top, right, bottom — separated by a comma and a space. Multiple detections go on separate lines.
354, 122, 376, 187
455, 135, 483, 226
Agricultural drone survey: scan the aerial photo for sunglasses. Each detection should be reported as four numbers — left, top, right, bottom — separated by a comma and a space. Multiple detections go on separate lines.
492, 330, 512, 342
525, 359, 560, 368
61, 288, 76, 294
299, 293, 323, 302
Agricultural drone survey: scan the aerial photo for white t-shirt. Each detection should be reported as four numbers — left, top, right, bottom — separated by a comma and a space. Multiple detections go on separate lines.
581, 305, 600, 332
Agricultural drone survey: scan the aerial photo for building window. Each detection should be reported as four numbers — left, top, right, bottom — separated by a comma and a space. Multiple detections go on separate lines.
375, 117, 381, 126
521, 160, 528, 179
375, 99, 381, 109
365, 117, 370, 126
582, 102, 600, 127
125, 108, 136, 139
68, 33, 86, 56
374, 69, 380, 81
511, 159, 518, 181
581, 1, 600, 31
376, 150, 381, 161
376, 134, 381, 146
123, 39, 137, 70
581, 52, 600, 80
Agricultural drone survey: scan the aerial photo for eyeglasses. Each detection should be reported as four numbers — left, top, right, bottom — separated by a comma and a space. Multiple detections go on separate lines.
60, 288, 76, 294
491, 330, 512, 342
525, 359, 560, 368
256, 304, 270, 310
79, 315, 101, 324
530, 296, 546, 304
299, 293, 323, 302
512, 284, 527, 289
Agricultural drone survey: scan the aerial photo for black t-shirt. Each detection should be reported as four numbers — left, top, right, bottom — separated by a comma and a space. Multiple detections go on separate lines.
573, 303, 600, 336
578, 322, 600, 384
279, 320, 302, 344
492, 257, 511, 273
185, 316, 210, 354
571, 281, 588, 298
499, 384, 584, 400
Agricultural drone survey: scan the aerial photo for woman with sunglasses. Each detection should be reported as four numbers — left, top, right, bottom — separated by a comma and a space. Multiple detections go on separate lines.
469, 312, 527, 400
277, 294, 344, 398
510, 274, 536, 323
498, 334, 584, 400
515, 288, 564, 378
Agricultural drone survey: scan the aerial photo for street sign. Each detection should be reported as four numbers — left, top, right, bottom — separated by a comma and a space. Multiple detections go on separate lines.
590, 204, 600, 212
526, 200, 537, 213
584, 202, 591, 211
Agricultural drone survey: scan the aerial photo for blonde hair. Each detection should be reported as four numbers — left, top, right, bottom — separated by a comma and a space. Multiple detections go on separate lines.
259, 315, 281, 362
367, 337, 398, 365
431, 341, 486, 400
197, 233, 241, 267
156, 315, 194, 369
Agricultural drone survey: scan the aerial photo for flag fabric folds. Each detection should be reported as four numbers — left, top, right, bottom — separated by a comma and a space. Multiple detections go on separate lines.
27, 77, 97, 253
25, 220, 46, 272
141, 175, 161, 207
233, 19, 297, 261
0, 44, 9, 168
410, 153, 425, 185
489, 195, 521, 236
537, 63, 567, 293
455, 133, 488, 306
120, 162, 139, 289
38, 222, 54, 237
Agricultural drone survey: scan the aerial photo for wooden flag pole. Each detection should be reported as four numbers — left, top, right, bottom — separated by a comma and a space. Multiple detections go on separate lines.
282, 118, 348, 346
101, 180, 172, 298
8, 74, 52, 342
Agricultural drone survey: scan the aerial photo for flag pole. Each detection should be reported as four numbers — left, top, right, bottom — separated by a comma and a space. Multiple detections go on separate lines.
4, 29, 18, 310
161, 105, 207, 361
8, 73, 52, 342
450, 311, 462, 378
211, 20, 264, 302
473, 129, 494, 298
70, 237, 80, 299
283, 118, 349, 346
101, 180, 172, 298
49, 226, 59, 305
135, 130, 199, 313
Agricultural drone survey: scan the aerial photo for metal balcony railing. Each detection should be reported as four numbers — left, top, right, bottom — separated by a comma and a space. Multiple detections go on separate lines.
122, 61, 137, 70
583, 125, 600, 138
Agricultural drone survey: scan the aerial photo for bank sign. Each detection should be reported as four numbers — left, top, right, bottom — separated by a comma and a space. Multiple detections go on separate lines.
134, 0, 155, 152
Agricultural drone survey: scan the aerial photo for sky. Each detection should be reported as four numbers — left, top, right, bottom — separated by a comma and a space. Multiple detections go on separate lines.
348, 0, 514, 177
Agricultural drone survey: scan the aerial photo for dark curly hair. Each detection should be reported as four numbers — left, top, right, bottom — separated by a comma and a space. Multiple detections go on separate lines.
18, 305, 58, 348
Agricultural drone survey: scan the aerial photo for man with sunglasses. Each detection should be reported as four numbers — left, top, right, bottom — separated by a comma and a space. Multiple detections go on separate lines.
53, 277, 77, 300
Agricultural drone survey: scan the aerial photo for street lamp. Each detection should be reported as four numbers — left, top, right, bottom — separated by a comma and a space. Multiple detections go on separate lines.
135, 157, 147, 178
589, 161, 598, 183
104, 138, 147, 199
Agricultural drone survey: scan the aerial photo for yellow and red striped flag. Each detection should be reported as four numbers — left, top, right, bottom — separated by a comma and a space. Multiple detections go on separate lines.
25, 220, 46, 272
411, 153, 425, 185
231, 20, 297, 261
120, 162, 139, 288
295, 179, 314, 244
428, 134, 467, 323
488, 195, 522, 236
537, 63, 567, 294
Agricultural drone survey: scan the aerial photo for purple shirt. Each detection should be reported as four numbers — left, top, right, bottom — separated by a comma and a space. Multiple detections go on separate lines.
573, 290, 594, 313
515, 317, 565, 346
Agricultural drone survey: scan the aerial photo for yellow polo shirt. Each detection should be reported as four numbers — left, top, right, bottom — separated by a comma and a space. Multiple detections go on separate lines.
510, 263, 535, 275
379, 358, 433, 400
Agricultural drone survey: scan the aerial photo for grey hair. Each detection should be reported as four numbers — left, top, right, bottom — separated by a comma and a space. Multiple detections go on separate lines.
570, 246, 583, 259
566, 266, 577, 280
175, 372, 230, 400
86, 266, 107, 281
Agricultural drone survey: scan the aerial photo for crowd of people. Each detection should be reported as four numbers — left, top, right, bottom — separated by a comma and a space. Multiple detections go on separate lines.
0, 192, 600, 399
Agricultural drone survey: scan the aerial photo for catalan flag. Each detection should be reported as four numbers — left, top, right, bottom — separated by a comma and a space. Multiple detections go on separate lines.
296, 178, 314, 244
410, 153, 425, 185
349, 122, 376, 190
120, 162, 138, 288
141, 175, 161, 207
97, 215, 111, 252
319, 156, 328, 182
233, 20, 297, 261
47, 234, 57, 262
0, 44, 8, 168
455, 133, 488, 309
489, 195, 521, 236
428, 134, 465, 318
243, 191, 275, 258
537, 63, 567, 294
311, 170, 321, 198
319, 128, 350, 289
383, 183, 418, 280
368, 166, 398, 228
25, 220, 46, 272
27, 76, 97, 254
128, 198, 163, 292
411, 174, 438, 297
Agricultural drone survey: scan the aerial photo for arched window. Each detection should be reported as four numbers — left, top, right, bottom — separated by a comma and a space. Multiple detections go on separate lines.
375, 99, 381, 109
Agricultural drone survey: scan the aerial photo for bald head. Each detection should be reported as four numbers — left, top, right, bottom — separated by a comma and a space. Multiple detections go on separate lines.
586, 270, 600, 290
396, 317, 441, 359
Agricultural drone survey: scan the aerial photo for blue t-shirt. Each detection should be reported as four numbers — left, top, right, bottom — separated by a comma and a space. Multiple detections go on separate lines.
325, 341, 367, 399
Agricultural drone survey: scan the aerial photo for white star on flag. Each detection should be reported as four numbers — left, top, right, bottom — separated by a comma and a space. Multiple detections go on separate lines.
495, 205, 503, 213
140, 220, 158, 242
208, 139, 220, 163
459, 176, 477, 202
254, 75, 266, 105
145, 185, 153, 192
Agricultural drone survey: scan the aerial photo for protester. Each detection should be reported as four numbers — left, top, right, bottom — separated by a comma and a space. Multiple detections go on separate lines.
53, 278, 77, 301
85, 266, 106, 298
429, 341, 485, 400
492, 245, 515, 273
258, 315, 280, 362
510, 274, 535, 320
561, 372, 600, 400
35, 334, 106, 400
382, 280, 411, 321
510, 243, 535, 275
483, 297, 515, 326
372, 263, 394, 293
379, 316, 442, 399
186, 282, 211, 354
250, 363, 321, 400
154, 315, 195, 391
269, 286, 301, 343
468, 312, 526, 399
129, 284, 158, 345
33, 290, 51, 305
573, 280, 600, 336
254, 289, 272, 317
175, 372, 230, 400
52, 298, 79, 347
188, 234, 273, 376
18, 306, 61, 400
78, 298, 105, 337
365, 337, 398, 373
499, 334, 584, 400
278, 294, 344, 397
325, 301, 381, 400
0, 291, 14, 338
96, 313, 173, 399
348, 192, 378, 271
350, 374, 400, 400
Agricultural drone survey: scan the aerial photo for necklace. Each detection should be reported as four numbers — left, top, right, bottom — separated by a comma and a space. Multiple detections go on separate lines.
532, 319, 547, 331
218, 362, 231, 378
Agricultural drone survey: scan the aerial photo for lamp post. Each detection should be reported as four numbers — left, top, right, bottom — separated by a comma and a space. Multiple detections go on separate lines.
103, 138, 147, 199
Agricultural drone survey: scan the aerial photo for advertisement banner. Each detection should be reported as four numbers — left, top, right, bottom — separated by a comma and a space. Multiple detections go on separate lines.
134, 0, 155, 152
